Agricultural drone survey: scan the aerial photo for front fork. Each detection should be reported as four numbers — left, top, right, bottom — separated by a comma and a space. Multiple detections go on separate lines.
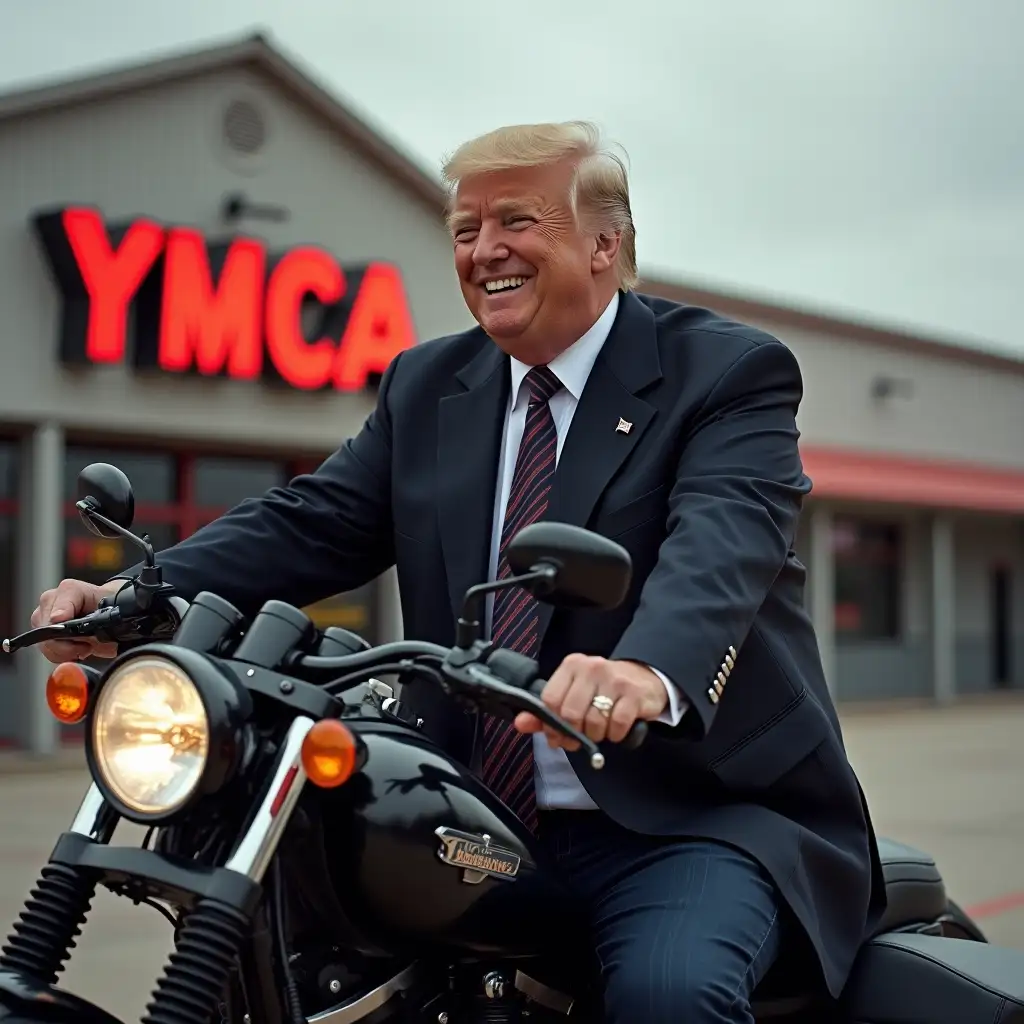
0, 717, 316, 1024
0, 784, 113, 985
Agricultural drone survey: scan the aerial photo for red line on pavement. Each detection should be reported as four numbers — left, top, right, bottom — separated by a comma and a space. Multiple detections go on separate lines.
965, 891, 1024, 920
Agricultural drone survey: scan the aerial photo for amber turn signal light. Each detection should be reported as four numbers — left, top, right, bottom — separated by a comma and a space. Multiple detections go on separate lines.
46, 663, 91, 725
301, 719, 359, 788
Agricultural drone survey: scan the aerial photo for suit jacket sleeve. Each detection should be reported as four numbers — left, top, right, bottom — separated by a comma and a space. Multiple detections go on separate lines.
611, 339, 811, 739
114, 353, 403, 617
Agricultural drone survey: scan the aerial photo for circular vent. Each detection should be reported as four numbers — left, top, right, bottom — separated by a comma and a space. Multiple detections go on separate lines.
222, 98, 267, 155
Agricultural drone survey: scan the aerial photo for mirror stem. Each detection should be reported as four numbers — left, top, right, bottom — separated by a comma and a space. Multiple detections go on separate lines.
455, 564, 558, 650
76, 500, 156, 567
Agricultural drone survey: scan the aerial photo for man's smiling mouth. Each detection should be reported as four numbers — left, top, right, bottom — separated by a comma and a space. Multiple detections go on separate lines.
483, 277, 527, 294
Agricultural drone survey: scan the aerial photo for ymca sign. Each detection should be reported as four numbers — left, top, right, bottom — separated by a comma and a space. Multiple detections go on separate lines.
32, 206, 417, 392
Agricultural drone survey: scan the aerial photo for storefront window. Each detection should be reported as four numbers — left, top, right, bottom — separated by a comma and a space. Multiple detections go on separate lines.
833, 517, 902, 641
64, 447, 176, 504
0, 516, 14, 642
193, 457, 287, 509
0, 443, 17, 642
305, 582, 380, 641
64, 518, 180, 586
0, 444, 17, 500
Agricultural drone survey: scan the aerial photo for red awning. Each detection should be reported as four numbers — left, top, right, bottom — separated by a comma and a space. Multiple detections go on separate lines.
800, 446, 1024, 514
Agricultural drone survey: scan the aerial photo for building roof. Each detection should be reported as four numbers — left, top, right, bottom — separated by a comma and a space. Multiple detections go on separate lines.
1, 31, 1020, 376
638, 273, 1024, 376
0, 31, 448, 213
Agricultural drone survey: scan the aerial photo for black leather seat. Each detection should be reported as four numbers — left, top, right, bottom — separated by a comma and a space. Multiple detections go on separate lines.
751, 838, 950, 1019
841, 933, 1024, 1023
873, 837, 948, 935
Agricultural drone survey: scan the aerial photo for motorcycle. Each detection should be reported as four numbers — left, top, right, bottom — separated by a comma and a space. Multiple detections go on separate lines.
0, 461, 1022, 1024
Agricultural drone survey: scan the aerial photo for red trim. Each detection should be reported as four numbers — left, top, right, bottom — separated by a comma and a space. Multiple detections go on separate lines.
802, 446, 1024, 514
966, 890, 1024, 920
61, 501, 183, 524
0, 498, 15, 515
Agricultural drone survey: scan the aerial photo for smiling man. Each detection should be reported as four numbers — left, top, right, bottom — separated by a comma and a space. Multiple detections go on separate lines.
33, 121, 883, 1023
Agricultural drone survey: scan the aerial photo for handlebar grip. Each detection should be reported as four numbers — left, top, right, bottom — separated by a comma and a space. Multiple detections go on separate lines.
527, 679, 648, 751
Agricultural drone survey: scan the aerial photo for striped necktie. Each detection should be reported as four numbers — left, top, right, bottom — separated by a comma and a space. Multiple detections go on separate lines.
481, 365, 563, 833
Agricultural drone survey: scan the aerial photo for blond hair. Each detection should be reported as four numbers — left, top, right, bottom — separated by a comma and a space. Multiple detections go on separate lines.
440, 120, 638, 291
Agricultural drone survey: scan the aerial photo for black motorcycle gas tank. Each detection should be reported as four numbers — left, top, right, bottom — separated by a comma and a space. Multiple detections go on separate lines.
316, 721, 586, 959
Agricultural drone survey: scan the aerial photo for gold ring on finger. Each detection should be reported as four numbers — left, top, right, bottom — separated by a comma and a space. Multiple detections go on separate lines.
591, 694, 615, 718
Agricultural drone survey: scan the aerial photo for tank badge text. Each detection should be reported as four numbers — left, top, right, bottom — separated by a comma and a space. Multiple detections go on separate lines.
434, 827, 522, 885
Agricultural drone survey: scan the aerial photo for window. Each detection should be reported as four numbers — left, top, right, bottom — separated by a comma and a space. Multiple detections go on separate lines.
193, 457, 287, 509
0, 515, 14, 642
0, 443, 17, 642
833, 517, 902, 641
0, 444, 17, 500
63, 517, 180, 587
305, 582, 379, 639
63, 447, 176, 504
56, 448, 383, 645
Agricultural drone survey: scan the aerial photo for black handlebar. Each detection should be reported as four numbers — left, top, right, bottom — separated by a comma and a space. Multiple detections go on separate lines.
1, 584, 179, 655
525, 677, 649, 752
3, 585, 647, 763
297, 642, 647, 761
484, 647, 648, 751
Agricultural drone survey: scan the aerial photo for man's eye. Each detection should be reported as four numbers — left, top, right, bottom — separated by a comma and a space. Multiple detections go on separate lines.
508, 217, 533, 228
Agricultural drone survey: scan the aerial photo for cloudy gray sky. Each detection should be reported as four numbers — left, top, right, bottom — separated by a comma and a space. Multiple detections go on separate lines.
2, 0, 1021, 356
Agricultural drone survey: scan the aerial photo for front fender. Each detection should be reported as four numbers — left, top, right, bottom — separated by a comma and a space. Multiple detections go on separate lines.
0, 971, 123, 1024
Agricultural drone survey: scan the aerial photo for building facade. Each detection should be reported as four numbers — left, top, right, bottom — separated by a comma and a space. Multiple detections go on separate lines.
0, 35, 1021, 752
643, 278, 1024, 706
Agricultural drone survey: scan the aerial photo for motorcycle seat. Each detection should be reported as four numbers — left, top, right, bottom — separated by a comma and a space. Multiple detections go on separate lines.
749, 838, 950, 1019
841, 932, 1024, 1023
874, 836, 947, 935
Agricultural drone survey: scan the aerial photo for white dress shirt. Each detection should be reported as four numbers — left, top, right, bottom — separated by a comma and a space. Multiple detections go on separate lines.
485, 290, 690, 810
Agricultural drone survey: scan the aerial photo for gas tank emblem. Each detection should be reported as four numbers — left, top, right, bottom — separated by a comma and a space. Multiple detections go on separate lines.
434, 827, 522, 885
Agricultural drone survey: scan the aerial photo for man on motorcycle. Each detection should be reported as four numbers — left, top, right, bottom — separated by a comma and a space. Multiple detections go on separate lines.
32, 120, 884, 1024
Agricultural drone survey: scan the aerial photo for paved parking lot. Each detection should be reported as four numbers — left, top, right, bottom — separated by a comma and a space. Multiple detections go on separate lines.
0, 698, 1020, 1022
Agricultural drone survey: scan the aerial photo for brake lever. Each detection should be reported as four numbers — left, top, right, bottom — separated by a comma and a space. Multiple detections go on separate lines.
461, 663, 608, 770
2, 606, 125, 654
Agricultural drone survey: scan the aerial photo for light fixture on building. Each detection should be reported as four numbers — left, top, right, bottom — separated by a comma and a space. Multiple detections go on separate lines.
221, 190, 290, 224
870, 375, 914, 402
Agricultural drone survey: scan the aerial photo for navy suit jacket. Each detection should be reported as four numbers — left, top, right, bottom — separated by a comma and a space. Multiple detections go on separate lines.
134, 291, 885, 996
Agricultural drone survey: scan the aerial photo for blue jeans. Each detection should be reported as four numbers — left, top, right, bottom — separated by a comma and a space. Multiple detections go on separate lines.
538, 811, 784, 1024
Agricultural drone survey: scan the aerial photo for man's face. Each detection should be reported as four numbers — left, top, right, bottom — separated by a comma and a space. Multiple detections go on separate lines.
449, 160, 618, 363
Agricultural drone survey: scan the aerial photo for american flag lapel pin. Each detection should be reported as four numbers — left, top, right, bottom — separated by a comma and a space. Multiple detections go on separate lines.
615, 417, 633, 435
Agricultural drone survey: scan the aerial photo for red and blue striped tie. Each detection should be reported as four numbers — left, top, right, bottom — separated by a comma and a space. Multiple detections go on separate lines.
482, 365, 563, 833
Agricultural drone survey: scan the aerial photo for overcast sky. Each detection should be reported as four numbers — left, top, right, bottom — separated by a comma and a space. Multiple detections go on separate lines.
1, 0, 1021, 356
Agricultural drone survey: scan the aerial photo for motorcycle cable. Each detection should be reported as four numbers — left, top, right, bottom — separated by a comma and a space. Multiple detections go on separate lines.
271, 856, 305, 1024
322, 659, 435, 694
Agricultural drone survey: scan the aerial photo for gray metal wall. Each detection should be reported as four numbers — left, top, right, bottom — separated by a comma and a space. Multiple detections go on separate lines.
0, 66, 475, 745
744, 319, 1024, 472
0, 63, 475, 448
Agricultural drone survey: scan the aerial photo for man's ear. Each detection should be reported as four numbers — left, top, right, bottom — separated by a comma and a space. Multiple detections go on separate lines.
592, 230, 623, 275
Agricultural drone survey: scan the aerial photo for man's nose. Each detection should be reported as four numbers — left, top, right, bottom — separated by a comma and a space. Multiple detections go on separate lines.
471, 223, 509, 266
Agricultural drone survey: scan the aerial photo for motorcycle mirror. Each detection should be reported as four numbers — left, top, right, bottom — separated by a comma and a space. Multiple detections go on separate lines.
76, 463, 136, 540
506, 522, 632, 610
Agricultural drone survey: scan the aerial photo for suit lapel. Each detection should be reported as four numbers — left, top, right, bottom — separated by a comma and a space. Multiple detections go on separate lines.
436, 294, 663, 646
548, 291, 662, 531
534, 292, 663, 646
437, 338, 510, 623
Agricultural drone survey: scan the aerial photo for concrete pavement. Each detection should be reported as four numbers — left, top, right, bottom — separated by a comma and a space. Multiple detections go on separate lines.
0, 699, 1020, 1022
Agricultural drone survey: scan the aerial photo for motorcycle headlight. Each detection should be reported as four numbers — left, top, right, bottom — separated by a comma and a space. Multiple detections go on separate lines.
88, 650, 248, 823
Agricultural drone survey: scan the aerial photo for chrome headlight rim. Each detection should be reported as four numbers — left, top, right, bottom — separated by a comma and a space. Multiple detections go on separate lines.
85, 645, 247, 824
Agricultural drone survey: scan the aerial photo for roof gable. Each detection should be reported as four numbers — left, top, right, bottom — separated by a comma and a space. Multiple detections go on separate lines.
0, 32, 448, 215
